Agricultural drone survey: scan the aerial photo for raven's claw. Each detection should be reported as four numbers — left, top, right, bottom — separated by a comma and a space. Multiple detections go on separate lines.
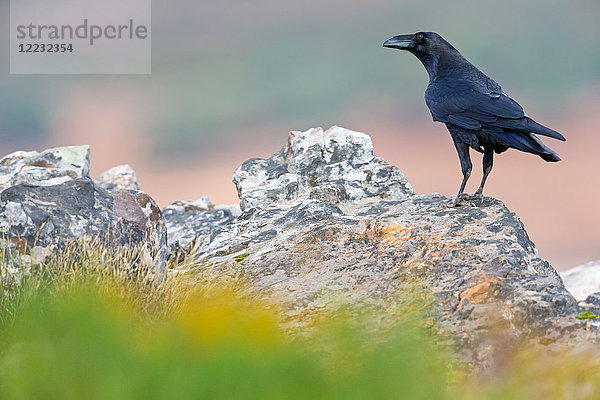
447, 192, 486, 208
470, 191, 484, 203
447, 193, 473, 208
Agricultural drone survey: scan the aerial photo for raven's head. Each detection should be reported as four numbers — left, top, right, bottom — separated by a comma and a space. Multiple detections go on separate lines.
383, 32, 462, 78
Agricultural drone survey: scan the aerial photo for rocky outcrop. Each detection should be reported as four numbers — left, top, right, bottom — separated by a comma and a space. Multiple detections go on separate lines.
0, 148, 166, 280
163, 196, 240, 261
172, 126, 595, 369
233, 127, 413, 212
95, 164, 141, 191
0, 127, 596, 370
561, 261, 600, 301
0, 145, 90, 191
560, 261, 600, 316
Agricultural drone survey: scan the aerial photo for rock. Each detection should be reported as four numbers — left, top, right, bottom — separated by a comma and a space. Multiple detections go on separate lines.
233, 126, 413, 212
0, 179, 167, 279
173, 126, 595, 370
163, 196, 241, 260
0, 146, 166, 281
578, 292, 600, 315
0, 145, 90, 191
95, 164, 141, 191
560, 261, 600, 301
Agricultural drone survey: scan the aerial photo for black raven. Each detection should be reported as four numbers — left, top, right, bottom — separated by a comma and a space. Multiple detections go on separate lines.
383, 32, 565, 205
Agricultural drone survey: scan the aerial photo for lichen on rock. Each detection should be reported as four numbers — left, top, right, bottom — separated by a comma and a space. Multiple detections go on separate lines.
0, 145, 90, 191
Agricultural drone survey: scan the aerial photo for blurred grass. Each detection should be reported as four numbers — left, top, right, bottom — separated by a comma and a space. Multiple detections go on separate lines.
1, 242, 600, 399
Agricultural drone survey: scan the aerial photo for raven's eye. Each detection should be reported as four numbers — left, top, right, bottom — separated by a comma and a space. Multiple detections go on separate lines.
416, 33, 424, 40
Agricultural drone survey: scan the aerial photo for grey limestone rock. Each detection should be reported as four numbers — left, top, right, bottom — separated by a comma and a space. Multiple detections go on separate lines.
95, 164, 141, 191
578, 292, 600, 315
0, 145, 90, 192
163, 196, 241, 260
0, 147, 166, 281
174, 126, 596, 369
232, 126, 414, 212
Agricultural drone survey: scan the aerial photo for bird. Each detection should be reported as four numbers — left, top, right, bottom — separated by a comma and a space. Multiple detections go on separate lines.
383, 32, 565, 206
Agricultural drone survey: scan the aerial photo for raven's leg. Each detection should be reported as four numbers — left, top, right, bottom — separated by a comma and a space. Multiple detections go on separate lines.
452, 140, 472, 206
473, 147, 494, 199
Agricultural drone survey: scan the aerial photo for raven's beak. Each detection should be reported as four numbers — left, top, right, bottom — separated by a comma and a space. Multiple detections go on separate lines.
383, 34, 414, 50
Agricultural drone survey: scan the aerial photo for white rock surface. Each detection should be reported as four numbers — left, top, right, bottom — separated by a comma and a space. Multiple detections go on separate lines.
95, 164, 141, 191
560, 261, 600, 301
0, 146, 90, 192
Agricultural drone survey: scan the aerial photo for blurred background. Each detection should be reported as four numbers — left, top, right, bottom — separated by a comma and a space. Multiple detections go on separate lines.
0, 0, 598, 270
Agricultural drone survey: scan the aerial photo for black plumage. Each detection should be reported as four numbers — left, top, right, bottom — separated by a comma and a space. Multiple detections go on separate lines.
383, 32, 565, 204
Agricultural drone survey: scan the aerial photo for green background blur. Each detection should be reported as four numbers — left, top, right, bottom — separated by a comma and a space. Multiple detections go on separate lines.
1, 0, 598, 150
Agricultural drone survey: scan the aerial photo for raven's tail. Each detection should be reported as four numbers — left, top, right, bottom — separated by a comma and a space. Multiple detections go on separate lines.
540, 152, 561, 162
503, 132, 561, 162
496, 117, 566, 141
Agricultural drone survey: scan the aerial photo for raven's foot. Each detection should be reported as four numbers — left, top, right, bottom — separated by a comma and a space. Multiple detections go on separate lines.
446, 193, 483, 208
469, 191, 485, 203
447, 193, 473, 208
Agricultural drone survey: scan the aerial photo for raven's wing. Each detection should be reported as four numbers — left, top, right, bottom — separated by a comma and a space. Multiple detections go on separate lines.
425, 79, 566, 141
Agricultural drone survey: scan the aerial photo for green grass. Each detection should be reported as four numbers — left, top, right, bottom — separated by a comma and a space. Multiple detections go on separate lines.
0, 241, 599, 399
578, 312, 599, 320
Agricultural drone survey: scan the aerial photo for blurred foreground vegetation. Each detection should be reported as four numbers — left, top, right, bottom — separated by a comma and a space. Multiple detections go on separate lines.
0, 243, 599, 399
